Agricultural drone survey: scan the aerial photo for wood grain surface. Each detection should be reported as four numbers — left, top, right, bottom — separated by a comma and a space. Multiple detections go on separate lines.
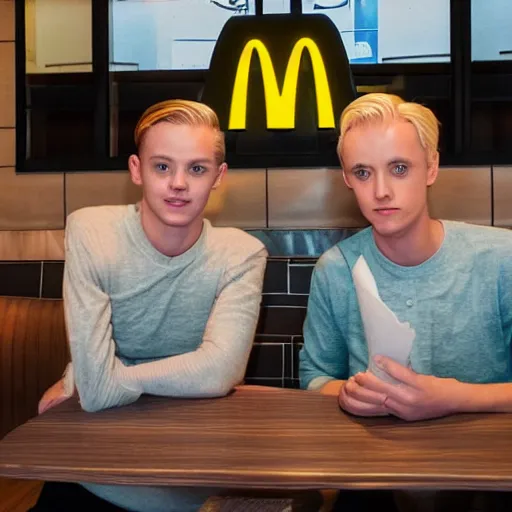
0, 297, 69, 440
1, 387, 512, 491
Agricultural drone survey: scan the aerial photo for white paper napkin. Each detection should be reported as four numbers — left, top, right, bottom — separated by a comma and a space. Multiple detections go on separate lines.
352, 255, 415, 384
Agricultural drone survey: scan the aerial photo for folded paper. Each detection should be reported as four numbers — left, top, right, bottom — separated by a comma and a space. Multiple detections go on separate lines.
352, 255, 415, 384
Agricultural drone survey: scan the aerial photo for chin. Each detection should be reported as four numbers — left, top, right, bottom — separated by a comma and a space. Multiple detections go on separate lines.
373, 218, 417, 239
155, 211, 194, 229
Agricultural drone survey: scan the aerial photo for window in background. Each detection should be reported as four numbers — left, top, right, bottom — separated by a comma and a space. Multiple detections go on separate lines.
302, 0, 450, 64
263, 0, 290, 14
24, 0, 95, 160
25, 0, 92, 74
470, 0, 512, 156
111, 0, 255, 71
471, 0, 512, 62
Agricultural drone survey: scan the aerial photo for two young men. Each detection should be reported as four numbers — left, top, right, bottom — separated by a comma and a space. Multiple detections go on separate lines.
32, 100, 267, 512
34, 91, 512, 511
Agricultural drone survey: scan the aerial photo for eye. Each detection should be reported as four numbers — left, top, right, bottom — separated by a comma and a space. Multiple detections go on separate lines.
155, 163, 168, 173
354, 168, 370, 181
190, 165, 206, 175
393, 164, 408, 176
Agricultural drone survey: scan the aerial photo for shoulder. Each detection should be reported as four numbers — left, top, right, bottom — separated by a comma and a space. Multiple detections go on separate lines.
65, 205, 133, 261
206, 223, 268, 263
66, 205, 131, 238
315, 227, 372, 275
446, 221, 512, 257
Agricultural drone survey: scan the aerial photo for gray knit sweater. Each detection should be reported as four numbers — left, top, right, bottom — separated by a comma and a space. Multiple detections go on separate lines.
62, 204, 267, 511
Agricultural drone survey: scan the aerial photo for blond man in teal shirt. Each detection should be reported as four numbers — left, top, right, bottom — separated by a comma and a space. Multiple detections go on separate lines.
300, 93, 512, 422
300, 92, 512, 511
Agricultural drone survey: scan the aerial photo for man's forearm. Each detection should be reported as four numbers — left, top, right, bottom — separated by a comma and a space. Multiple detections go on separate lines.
121, 342, 247, 398
454, 381, 512, 414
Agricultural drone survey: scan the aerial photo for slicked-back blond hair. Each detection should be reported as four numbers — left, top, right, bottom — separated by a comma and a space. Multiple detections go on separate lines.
134, 99, 225, 164
337, 93, 440, 165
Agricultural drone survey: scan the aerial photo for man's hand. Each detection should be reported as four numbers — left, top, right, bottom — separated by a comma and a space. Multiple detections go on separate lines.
38, 378, 71, 414
338, 374, 390, 417
354, 356, 463, 421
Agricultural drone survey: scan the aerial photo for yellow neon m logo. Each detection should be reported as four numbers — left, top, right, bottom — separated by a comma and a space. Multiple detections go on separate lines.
229, 37, 335, 130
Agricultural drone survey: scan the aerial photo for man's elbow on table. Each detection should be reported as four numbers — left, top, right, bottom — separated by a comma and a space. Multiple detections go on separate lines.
77, 383, 141, 413
196, 367, 247, 398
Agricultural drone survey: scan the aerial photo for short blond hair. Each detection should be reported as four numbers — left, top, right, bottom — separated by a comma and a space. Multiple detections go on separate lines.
337, 93, 440, 165
134, 99, 225, 164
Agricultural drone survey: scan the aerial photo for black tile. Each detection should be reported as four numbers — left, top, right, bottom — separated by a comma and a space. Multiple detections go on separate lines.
263, 259, 288, 294
284, 342, 293, 379
262, 294, 308, 307
256, 306, 307, 336
289, 265, 314, 294
41, 262, 65, 299
0, 262, 41, 298
290, 258, 318, 265
254, 335, 292, 344
293, 342, 304, 380
245, 343, 283, 379
283, 378, 301, 389
244, 378, 284, 388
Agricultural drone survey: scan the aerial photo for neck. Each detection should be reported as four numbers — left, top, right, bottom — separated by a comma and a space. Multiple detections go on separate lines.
139, 201, 204, 257
373, 211, 444, 267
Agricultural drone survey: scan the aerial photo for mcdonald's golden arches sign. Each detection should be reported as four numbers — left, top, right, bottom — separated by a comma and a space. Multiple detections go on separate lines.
202, 14, 356, 168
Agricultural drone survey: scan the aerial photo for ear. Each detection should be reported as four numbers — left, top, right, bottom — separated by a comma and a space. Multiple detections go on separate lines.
128, 154, 142, 186
212, 162, 227, 190
342, 169, 353, 189
426, 151, 440, 187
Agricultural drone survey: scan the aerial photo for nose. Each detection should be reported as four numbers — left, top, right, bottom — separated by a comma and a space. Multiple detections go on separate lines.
374, 172, 392, 201
170, 169, 188, 191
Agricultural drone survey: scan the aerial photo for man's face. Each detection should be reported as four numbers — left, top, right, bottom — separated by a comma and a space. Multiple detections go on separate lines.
129, 122, 226, 231
340, 118, 438, 239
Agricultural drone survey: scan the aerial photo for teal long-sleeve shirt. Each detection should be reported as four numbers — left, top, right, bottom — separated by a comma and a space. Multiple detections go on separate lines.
299, 221, 512, 391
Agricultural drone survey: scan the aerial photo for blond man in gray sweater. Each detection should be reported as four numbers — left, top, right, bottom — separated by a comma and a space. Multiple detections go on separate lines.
32, 100, 267, 512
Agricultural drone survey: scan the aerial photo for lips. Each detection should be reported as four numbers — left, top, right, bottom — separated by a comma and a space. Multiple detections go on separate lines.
374, 208, 399, 216
164, 198, 190, 207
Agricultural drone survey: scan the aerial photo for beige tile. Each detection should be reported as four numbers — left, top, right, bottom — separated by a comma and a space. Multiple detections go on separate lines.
205, 168, 266, 228
0, 1, 15, 41
0, 128, 15, 166
0, 42, 15, 127
0, 230, 64, 260
268, 167, 367, 228
65, 171, 142, 216
493, 166, 512, 228
0, 167, 64, 229
428, 167, 491, 225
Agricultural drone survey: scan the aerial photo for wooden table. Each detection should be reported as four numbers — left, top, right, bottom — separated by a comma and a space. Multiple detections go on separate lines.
0, 387, 512, 491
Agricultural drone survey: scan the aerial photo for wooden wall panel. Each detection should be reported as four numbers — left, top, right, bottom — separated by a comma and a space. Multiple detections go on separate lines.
0, 230, 64, 261
0, 42, 15, 127
493, 167, 512, 228
0, 1, 15, 43
268, 168, 367, 228
0, 128, 15, 166
428, 167, 492, 225
65, 171, 141, 216
0, 168, 64, 230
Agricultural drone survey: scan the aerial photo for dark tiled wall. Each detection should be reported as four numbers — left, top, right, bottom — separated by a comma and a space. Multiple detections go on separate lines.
0, 258, 315, 387
0, 261, 64, 299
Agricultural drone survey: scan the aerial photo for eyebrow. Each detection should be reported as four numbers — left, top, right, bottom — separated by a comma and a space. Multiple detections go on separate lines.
149, 156, 215, 165
388, 158, 413, 166
351, 163, 372, 172
350, 158, 413, 171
